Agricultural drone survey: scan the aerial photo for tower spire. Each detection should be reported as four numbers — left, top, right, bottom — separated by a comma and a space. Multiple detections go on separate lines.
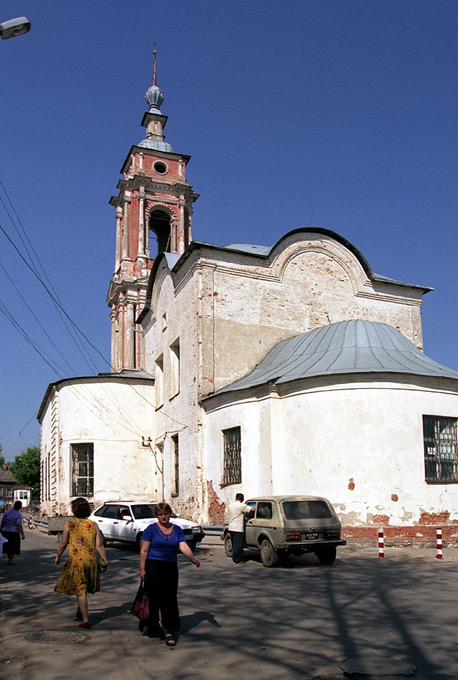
145, 41, 164, 114
108, 50, 199, 371
153, 41, 157, 87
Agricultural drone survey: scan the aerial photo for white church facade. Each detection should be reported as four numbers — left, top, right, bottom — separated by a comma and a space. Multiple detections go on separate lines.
38, 67, 458, 542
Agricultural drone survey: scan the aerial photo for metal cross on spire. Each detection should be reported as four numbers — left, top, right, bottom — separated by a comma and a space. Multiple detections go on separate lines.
153, 41, 157, 87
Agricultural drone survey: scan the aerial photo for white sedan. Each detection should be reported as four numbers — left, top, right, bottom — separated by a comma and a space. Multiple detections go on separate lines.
89, 501, 205, 550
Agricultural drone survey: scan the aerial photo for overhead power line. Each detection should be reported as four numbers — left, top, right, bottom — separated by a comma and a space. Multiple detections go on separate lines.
0, 220, 111, 370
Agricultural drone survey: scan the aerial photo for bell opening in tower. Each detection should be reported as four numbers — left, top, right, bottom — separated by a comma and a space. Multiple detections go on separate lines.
149, 209, 171, 254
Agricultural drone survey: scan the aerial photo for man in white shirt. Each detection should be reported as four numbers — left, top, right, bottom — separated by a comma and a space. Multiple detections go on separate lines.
228, 493, 254, 564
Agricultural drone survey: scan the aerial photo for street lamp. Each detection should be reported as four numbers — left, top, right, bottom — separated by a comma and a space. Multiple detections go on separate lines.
0, 16, 31, 40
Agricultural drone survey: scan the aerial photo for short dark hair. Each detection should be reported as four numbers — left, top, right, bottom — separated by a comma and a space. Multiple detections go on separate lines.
235, 493, 244, 502
155, 502, 172, 516
13, 500, 22, 511
71, 497, 91, 518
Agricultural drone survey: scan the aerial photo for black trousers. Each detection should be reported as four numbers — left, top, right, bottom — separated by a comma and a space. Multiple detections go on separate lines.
145, 559, 180, 633
230, 531, 245, 563
1, 531, 20, 556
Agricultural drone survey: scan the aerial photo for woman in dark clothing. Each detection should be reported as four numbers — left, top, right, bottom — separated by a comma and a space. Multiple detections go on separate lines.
1, 500, 25, 565
139, 502, 200, 646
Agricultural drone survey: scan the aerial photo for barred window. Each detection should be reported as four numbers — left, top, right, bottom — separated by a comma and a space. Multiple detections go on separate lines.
423, 416, 458, 482
221, 427, 241, 487
71, 443, 94, 496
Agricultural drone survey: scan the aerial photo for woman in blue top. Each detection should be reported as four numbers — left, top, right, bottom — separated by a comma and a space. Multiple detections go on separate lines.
139, 502, 200, 646
1, 500, 25, 565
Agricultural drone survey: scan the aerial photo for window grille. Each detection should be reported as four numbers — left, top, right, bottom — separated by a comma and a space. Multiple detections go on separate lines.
71, 443, 94, 496
222, 427, 241, 487
423, 416, 458, 482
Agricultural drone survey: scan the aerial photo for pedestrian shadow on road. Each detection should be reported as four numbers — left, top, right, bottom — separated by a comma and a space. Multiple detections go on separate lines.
179, 610, 221, 635
89, 600, 134, 627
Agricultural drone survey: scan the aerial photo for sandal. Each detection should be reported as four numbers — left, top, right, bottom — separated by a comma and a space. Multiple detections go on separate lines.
165, 636, 176, 647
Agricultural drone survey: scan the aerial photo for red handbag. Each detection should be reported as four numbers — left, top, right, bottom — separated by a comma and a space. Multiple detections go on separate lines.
132, 580, 149, 621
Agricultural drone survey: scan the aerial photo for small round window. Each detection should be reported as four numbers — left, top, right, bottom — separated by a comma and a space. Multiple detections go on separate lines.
153, 161, 168, 175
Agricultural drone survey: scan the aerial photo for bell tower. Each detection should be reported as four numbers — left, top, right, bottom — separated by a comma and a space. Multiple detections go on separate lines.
108, 48, 199, 372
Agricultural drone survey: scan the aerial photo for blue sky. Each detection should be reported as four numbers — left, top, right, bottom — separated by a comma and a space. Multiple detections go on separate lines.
1, 0, 458, 461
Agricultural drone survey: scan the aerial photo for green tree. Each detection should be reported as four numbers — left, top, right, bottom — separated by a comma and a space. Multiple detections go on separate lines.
0, 444, 4, 466
10, 446, 40, 496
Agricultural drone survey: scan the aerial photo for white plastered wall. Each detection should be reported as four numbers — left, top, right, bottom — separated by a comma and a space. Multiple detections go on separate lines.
39, 377, 155, 515
204, 378, 458, 526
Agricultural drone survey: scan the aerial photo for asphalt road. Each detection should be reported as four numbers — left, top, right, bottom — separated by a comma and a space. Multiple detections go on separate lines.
1, 528, 457, 680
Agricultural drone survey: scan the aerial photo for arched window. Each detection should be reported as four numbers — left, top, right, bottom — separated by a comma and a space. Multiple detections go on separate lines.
149, 209, 171, 255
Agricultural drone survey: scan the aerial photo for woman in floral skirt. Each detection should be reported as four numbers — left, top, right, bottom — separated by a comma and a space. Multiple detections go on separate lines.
54, 497, 108, 628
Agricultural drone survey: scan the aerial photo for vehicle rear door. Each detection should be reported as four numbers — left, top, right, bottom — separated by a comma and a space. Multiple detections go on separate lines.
112, 505, 135, 541
92, 504, 119, 539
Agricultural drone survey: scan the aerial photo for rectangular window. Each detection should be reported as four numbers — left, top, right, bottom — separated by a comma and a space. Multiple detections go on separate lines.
71, 443, 94, 496
171, 434, 179, 496
256, 501, 273, 519
221, 427, 242, 487
423, 416, 458, 482
155, 355, 164, 408
169, 339, 180, 398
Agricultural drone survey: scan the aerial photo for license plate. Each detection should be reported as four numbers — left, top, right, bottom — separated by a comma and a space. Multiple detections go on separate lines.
304, 531, 319, 540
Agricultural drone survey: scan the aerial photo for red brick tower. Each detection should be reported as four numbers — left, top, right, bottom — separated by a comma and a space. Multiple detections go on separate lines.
108, 49, 199, 371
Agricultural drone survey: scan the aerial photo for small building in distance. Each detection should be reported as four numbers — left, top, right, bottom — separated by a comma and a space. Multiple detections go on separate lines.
0, 463, 31, 511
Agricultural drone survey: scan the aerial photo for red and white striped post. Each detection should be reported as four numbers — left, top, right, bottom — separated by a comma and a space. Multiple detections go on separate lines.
436, 527, 443, 559
378, 527, 384, 558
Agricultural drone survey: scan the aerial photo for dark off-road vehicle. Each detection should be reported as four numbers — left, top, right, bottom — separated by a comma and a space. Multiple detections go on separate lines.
222, 495, 346, 567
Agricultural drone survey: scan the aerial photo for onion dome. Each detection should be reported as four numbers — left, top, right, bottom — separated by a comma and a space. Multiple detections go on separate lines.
145, 83, 164, 114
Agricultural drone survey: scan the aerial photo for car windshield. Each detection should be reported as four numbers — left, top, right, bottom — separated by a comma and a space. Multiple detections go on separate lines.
282, 500, 333, 520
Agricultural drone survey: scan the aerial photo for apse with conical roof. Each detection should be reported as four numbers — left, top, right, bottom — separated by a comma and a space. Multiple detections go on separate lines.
107, 48, 199, 372
212, 320, 458, 396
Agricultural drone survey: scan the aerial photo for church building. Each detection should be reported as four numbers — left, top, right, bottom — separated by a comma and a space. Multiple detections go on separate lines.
38, 62, 458, 542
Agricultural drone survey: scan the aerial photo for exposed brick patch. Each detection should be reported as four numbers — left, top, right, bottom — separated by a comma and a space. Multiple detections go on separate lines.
391, 494, 398, 502
419, 511, 450, 525
207, 481, 226, 524
348, 478, 355, 491
371, 514, 390, 525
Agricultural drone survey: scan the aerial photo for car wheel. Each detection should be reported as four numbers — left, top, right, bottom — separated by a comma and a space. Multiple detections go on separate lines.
260, 539, 279, 567
224, 533, 233, 558
188, 539, 197, 552
316, 547, 337, 565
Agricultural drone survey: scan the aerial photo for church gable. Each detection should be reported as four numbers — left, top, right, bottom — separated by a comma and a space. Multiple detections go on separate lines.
161, 229, 428, 394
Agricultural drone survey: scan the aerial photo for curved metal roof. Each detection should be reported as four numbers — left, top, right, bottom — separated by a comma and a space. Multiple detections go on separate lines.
215, 320, 458, 395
